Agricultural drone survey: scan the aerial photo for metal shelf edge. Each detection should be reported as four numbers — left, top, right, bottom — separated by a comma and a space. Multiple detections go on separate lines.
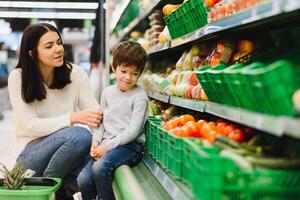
143, 153, 194, 200
147, 92, 300, 138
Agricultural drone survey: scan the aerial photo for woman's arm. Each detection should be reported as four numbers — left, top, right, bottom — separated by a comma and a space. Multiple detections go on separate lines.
8, 70, 71, 137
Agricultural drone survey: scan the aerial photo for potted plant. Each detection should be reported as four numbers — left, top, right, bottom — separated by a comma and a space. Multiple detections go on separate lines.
0, 162, 61, 200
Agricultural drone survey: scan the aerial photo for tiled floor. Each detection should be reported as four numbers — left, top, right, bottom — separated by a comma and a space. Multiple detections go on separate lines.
0, 109, 14, 170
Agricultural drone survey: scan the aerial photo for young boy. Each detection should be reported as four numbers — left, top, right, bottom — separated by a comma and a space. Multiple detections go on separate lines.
77, 41, 148, 200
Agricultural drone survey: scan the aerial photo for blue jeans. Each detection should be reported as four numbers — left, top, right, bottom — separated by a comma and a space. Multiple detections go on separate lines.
77, 140, 144, 200
17, 127, 92, 196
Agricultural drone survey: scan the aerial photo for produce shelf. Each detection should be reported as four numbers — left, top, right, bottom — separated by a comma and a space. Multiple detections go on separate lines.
169, 96, 205, 112
110, 0, 161, 47
148, 0, 300, 54
109, 0, 131, 33
148, 92, 300, 138
148, 91, 170, 103
143, 153, 195, 200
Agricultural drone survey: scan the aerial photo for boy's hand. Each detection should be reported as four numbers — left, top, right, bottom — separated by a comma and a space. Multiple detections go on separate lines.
90, 140, 100, 158
93, 144, 108, 160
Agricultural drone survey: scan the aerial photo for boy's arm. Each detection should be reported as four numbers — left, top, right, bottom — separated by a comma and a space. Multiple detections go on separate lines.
92, 124, 104, 142
103, 99, 148, 151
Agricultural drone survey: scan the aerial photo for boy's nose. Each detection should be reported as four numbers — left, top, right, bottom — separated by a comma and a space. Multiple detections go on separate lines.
124, 73, 131, 79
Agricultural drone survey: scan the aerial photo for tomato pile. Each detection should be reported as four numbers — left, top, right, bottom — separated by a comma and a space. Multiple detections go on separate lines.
163, 114, 252, 143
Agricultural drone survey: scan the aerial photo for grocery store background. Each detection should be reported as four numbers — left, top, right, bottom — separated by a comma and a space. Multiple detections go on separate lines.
1, 0, 300, 200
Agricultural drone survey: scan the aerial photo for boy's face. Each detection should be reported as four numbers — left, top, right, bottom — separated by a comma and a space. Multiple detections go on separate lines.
115, 63, 141, 92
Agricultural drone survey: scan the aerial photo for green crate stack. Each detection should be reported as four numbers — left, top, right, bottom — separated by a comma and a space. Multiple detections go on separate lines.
238, 62, 266, 111
208, 64, 227, 104
156, 126, 169, 169
161, 128, 170, 169
196, 66, 214, 101
167, 132, 184, 179
182, 138, 219, 187
186, 141, 300, 200
223, 63, 245, 107
244, 60, 300, 116
163, 0, 207, 39
146, 117, 161, 160
181, 138, 200, 186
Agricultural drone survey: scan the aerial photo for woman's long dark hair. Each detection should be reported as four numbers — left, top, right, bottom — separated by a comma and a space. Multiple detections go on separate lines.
16, 23, 72, 103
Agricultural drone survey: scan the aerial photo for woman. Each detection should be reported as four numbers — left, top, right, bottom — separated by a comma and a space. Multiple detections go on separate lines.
8, 23, 102, 199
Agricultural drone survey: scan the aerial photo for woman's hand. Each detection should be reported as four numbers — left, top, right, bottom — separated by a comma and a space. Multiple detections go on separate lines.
70, 109, 103, 128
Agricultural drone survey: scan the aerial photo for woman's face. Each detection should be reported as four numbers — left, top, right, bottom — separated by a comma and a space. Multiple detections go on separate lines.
36, 31, 64, 70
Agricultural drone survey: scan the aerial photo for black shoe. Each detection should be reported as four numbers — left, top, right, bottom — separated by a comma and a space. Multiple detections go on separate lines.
55, 185, 74, 200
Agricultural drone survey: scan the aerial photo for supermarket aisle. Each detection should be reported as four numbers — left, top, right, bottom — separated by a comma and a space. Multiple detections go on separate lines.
0, 109, 14, 169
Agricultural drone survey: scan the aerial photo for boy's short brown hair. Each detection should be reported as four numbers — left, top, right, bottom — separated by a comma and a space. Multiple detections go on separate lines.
112, 40, 147, 73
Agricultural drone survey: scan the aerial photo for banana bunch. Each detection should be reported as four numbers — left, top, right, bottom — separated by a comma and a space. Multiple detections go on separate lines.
0, 162, 26, 190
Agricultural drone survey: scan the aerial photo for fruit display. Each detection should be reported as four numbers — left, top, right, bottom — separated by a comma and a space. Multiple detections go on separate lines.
162, 4, 182, 16
110, 0, 300, 199
207, 0, 266, 23
163, 114, 250, 144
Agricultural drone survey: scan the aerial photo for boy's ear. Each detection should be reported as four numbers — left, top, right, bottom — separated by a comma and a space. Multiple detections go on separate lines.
28, 50, 33, 58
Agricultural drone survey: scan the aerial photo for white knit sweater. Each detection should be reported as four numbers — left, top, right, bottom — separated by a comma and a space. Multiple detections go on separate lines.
8, 64, 99, 158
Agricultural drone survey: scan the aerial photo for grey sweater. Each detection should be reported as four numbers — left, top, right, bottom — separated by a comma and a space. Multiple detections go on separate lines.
93, 85, 148, 151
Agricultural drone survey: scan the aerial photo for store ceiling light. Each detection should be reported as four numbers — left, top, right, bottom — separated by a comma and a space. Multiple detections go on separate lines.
0, 1, 98, 9
0, 11, 96, 19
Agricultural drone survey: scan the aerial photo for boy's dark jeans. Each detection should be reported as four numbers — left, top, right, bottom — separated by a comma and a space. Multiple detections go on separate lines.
77, 140, 144, 200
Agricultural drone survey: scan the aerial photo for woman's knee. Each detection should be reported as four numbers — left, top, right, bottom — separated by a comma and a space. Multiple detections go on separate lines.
64, 127, 92, 150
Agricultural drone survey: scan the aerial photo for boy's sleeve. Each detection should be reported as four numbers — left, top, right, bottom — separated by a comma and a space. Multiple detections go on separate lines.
103, 98, 148, 151
92, 124, 104, 142
92, 88, 107, 142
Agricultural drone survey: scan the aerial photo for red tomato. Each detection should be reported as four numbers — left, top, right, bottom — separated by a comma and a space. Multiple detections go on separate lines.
200, 124, 213, 139
170, 127, 182, 136
222, 125, 237, 136
178, 114, 195, 126
177, 125, 191, 137
185, 121, 200, 137
205, 0, 215, 7
228, 129, 245, 142
164, 118, 179, 130
207, 130, 218, 144
216, 122, 228, 134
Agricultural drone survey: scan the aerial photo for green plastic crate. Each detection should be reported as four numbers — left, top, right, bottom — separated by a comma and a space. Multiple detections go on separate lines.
223, 63, 245, 107
0, 178, 61, 200
188, 142, 300, 200
239, 62, 266, 111
164, 0, 207, 39
195, 66, 213, 101
167, 132, 184, 179
244, 60, 299, 116
207, 64, 227, 104
182, 138, 219, 187
145, 117, 161, 159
